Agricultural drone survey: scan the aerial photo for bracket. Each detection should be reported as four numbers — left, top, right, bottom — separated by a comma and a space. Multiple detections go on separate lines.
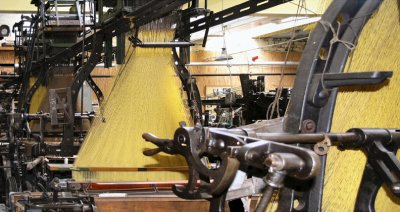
309, 71, 392, 107
49, 88, 73, 126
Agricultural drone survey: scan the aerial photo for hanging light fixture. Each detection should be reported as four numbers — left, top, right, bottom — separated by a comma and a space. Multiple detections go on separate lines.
214, 25, 233, 61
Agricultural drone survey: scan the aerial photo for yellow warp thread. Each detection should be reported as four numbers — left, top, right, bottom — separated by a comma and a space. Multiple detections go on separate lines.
73, 20, 191, 182
323, 0, 400, 211
28, 77, 47, 113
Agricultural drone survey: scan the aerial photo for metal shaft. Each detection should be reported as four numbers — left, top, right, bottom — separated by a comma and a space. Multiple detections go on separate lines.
255, 186, 275, 212
136, 42, 194, 48
256, 132, 360, 144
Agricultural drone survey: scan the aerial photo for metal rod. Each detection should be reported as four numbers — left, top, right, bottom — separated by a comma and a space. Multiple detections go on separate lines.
6, 113, 95, 120
91, 75, 114, 78
255, 132, 360, 144
0, 75, 20, 79
191, 73, 296, 77
136, 42, 194, 48
186, 61, 299, 67
255, 185, 275, 212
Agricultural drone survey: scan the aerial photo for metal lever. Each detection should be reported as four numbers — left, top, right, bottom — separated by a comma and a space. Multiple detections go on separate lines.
310, 71, 392, 107
143, 148, 162, 156
322, 71, 392, 88
142, 133, 175, 155
338, 128, 400, 211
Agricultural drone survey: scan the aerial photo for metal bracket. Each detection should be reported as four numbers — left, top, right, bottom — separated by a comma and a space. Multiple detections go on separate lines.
339, 128, 400, 211
186, 0, 291, 35
172, 48, 202, 123
309, 71, 392, 107
49, 88, 73, 126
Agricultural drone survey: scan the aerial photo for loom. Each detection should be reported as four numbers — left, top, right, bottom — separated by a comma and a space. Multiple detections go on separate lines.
0, 0, 399, 211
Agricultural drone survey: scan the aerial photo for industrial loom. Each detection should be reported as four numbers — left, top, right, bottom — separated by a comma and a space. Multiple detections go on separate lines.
0, 0, 399, 211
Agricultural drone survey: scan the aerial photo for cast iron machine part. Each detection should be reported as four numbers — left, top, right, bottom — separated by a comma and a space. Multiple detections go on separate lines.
18, 178, 95, 212
143, 126, 400, 211
143, 122, 321, 212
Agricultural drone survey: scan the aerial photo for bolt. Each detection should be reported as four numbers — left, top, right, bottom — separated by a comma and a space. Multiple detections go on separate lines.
264, 154, 284, 170
392, 184, 400, 193
177, 134, 186, 144
215, 139, 225, 150
318, 90, 330, 99
302, 119, 316, 133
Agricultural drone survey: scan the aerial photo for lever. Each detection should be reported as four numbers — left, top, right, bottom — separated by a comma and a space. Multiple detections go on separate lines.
142, 133, 176, 155
338, 128, 400, 211
322, 71, 392, 88
310, 71, 392, 107
142, 133, 171, 146
143, 148, 162, 156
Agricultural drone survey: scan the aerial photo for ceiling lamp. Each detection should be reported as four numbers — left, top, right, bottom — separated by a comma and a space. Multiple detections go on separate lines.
214, 47, 233, 61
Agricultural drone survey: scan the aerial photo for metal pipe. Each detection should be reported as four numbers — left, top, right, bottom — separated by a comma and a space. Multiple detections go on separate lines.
186, 61, 299, 67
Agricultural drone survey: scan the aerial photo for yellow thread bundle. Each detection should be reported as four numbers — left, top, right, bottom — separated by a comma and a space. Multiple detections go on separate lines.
323, 0, 400, 211
73, 17, 191, 182
28, 77, 47, 113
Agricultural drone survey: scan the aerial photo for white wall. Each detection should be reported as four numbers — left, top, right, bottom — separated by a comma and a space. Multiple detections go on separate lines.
0, 13, 34, 44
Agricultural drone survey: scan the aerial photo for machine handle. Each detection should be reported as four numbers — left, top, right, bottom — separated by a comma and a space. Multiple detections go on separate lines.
142, 133, 171, 146
143, 148, 162, 156
142, 133, 175, 155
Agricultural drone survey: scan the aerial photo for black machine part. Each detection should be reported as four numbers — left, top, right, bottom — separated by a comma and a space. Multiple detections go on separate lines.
0, 25, 10, 39
340, 128, 400, 211
143, 126, 400, 212
143, 122, 321, 211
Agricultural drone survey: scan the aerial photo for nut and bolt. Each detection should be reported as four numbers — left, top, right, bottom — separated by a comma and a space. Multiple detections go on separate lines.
302, 119, 316, 133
